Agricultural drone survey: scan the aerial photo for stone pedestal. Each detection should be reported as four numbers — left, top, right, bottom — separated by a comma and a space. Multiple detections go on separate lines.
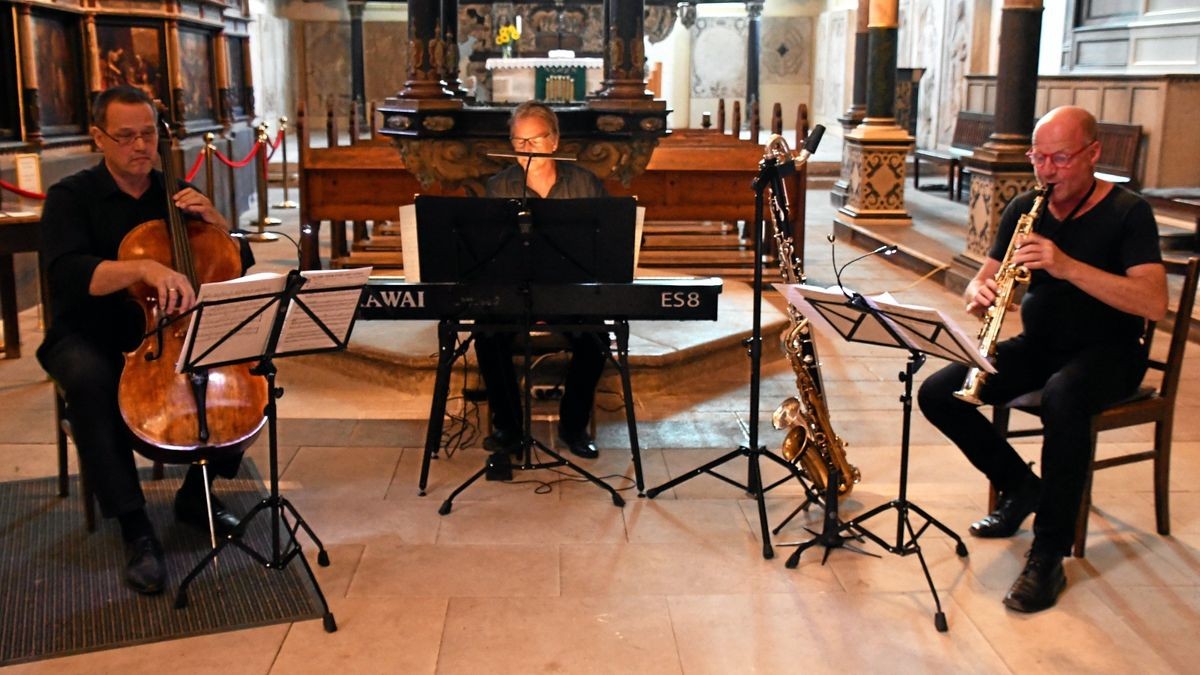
834, 123, 914, 229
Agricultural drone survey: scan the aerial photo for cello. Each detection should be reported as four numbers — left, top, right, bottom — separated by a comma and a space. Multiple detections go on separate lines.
116, 114, 267, 464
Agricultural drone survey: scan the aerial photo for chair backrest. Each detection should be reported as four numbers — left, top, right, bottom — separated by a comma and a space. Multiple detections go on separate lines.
951, 112, 994, 151
1156, 256, 1200, 404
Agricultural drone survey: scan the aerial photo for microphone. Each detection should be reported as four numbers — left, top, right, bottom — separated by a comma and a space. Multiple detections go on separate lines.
829, 237, 898, 299
793, 124, 826, 168
486, 150, 576, 161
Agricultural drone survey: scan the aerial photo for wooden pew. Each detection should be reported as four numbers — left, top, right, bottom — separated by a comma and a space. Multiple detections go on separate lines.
912, 111, 993, 200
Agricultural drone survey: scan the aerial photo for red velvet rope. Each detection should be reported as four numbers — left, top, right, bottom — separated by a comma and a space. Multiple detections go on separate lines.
213, 139, 262, 168
0, 178, 46, 200
184, 151, 207, 183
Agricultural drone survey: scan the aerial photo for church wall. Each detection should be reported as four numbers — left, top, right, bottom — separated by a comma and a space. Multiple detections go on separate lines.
812, 5, 854, 138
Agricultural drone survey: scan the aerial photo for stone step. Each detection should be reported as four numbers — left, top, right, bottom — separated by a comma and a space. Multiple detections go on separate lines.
642, 233, 745, 250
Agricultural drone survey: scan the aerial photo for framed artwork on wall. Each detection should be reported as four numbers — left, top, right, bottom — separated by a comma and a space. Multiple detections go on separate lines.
226, 35, 248, 120
177, 27, 216, 124
1, 7, 19, 141
31, 9, 87, 136
95, 20, 169, 114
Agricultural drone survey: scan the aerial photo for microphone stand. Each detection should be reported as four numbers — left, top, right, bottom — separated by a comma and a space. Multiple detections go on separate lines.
644, 128, 827, 559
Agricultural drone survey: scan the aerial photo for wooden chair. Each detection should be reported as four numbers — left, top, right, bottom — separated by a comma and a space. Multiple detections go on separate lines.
56, 387, 163, 533
990, 256, 1200, 557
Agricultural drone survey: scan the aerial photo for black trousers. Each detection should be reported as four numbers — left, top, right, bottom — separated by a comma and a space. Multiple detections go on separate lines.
473, 330, 608, 439
38, 333, 241, 520
917, 334, 1147, 556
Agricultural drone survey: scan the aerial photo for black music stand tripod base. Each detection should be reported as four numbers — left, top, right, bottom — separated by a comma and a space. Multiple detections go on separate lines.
779, 469, 877, 565
173, 364, 337, 634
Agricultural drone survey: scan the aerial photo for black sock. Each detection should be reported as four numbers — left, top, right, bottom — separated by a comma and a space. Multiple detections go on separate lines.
118, 509, 154, 543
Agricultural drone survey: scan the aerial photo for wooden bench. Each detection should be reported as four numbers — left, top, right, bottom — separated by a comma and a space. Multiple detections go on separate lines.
912, 111, 993, 201
1143, 188, 1200, 252
1094, 121, 1143, 187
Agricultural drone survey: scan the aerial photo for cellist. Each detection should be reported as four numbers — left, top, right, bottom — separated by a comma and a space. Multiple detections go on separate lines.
38, 85, 252, 595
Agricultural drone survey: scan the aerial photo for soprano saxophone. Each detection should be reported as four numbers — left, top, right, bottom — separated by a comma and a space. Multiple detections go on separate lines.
763, 135, 860, 495
954, 184, 1053, 405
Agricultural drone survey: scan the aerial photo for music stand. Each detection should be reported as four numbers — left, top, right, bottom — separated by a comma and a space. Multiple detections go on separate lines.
171, 268, 370, 633
643, 152, 813, 559
778, 284, 983, 632
412, 196, 639, 511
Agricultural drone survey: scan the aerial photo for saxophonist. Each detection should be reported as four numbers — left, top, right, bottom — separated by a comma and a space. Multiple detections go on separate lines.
917, 106, 1166, 613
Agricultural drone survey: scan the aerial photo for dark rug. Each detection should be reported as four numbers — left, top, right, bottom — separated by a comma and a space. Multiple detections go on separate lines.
0, 461, 324, 666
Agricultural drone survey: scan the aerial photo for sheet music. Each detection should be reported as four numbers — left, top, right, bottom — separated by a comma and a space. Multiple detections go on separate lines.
398, 204, 419, 282
176, 272, 286, 372
277, 267, 373, 354
775, 283, 995, 373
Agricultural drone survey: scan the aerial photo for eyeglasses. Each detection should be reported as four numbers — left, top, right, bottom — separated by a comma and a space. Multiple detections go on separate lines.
1026, 140, 1095, 168
97, 127, 158, 147
510, 131, 552, 149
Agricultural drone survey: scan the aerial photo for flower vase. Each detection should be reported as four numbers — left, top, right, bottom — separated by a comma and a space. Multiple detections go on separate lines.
501, 43, 514, 58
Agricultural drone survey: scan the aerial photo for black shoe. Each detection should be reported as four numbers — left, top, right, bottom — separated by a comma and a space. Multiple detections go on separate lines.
484, 451, 514, 481
1003, 550, 1066, 613
124, 534, 166, 595
558, 428, 598, 459
483, 428, 522, 457
174, 490, 241, 539
970, 475, 1041, 538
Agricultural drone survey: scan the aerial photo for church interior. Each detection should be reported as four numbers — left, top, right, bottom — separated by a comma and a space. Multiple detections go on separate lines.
3, 0, 1200, 671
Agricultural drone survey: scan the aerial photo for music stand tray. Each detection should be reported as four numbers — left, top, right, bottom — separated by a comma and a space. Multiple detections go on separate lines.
171, 267, 371, 633
777, 284, 984, 633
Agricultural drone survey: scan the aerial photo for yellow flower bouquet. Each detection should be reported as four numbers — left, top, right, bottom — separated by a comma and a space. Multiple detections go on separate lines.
496, 22, 520, 57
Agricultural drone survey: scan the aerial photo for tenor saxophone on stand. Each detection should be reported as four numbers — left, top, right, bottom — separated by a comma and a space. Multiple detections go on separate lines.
762, 135, 860, 495
954, 184, 1053, 405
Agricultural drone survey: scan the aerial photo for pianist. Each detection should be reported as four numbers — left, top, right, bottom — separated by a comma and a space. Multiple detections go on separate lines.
475, 101, 608, 461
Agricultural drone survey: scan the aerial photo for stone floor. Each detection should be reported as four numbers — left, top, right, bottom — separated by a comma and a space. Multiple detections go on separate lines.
2, 185, 1199, 674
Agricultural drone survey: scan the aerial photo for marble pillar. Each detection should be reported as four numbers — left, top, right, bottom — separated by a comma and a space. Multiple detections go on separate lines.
957, 1, 1042, 276
832, 0, 870, 208
834, 0, 913, 230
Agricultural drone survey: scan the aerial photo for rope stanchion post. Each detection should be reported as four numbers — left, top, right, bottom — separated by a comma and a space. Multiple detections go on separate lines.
273, 116, 297, 209
203, 132, 216, 202
244, 122, 281, 242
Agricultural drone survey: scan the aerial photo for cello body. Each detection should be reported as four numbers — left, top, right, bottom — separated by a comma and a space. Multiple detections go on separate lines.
116, 117, 267, 464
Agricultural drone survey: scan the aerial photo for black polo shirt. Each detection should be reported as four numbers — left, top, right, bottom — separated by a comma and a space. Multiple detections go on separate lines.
40, 160, 175, 353
990, 186, 1162, 352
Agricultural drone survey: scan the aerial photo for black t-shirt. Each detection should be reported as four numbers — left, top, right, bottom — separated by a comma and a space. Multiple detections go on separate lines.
39, 160, 253, 353
485, 161, 607, 199
989, 186, 1161, 352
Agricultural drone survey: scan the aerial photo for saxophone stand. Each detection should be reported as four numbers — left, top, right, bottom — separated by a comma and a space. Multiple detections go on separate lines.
172, 270, 367, 633
644, 151, 811, 559
778, 467, 876, 564
786, 289, 975, 631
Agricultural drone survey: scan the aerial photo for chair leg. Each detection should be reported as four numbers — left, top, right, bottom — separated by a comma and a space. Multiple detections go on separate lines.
1072, 430, 1101, 558
55, 393, 69, 498
1154, 419, 1174, 536
80, 459, 96, 533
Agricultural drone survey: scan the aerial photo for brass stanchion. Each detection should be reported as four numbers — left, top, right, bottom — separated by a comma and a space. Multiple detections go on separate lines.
245, 122, 281, 242
273, 116, 297, 209
203, 132, 216, 202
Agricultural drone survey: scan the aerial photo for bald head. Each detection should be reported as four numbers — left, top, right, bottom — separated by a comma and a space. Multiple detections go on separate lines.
1034, 106, 1097, 146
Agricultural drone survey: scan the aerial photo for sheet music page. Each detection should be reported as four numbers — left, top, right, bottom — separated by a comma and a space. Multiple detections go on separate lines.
399, 204, 419, 282
277, 267, 373, 354
775, 283, 995, 373
175, 272, 286, 372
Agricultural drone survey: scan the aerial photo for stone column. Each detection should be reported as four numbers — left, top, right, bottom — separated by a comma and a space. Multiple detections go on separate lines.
593, 0, 652, 101
349, 1, 367, 117
832, 0, 870, 207
957, 0, 1042, 281
673, 2, 696, 126
16, 4, 40, 144
394, 0, 456, 104
745, 0, 763, 122
833, 0, 913, 231
440, 0, 466, 97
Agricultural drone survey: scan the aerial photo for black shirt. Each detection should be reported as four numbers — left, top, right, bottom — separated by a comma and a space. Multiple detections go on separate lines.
989, 186, 1162, 351
40, 160, 174, 353
485, 161, 607, 199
